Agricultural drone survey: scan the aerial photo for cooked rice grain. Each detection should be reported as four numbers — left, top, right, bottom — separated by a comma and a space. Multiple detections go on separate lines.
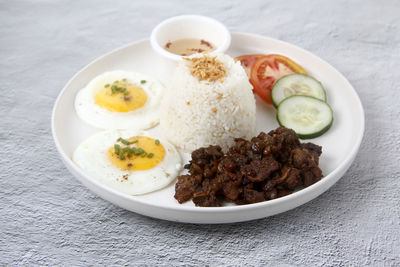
160, 53, 256, 152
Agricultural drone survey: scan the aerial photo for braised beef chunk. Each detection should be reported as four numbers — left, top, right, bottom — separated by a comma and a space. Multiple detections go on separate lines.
243, 188, 265, 203
241, 157, 280, 183
301, 142, 322, 164
174, 127, 323, 207
174, 174, 202, 204
187, 145, 224, 177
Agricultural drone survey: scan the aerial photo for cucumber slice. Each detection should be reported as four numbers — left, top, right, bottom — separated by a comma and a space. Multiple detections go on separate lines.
277, 95, 333, 139
271, 73, 326, 107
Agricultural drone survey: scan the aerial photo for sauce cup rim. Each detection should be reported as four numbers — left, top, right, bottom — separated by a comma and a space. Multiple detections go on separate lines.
150, 15, 231, 61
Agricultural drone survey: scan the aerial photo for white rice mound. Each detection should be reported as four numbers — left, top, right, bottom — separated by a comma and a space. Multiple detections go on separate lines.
160, 53, 256, 152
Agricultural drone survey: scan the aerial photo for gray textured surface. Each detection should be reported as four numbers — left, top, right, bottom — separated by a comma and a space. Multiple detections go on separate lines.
1, 0, 399, 266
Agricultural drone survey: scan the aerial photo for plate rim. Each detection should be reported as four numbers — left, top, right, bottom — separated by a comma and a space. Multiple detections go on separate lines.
51, 32, 365, 218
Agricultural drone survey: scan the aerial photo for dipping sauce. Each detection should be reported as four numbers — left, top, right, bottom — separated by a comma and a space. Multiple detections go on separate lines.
164, 38, 215, 56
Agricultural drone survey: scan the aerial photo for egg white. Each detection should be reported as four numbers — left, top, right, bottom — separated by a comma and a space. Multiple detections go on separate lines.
75, 71, 164, 130
73, 130, 182, 195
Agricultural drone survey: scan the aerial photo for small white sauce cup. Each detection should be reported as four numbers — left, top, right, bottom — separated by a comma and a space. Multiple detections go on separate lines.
150, 15, 231, 63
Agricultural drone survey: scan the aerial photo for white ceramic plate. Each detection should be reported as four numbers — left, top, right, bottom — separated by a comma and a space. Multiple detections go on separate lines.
52, 32, 364, 224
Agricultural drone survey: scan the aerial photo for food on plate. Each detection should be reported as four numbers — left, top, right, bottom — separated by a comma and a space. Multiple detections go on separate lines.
277, 95, 333, 139
235, 54, 307, 104
75, 71, 164, 130
174, 127, 322, 207
271, 73, 326, 107
160, 53, 256, 152
270, 73, 333, 139
73, 130, 182, 195
236, 53, 334, 138
164, 38, 215, 56
233, 54, 264, 76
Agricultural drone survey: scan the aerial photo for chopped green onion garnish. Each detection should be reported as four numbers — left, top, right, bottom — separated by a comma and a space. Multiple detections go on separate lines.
137, 148, 144, 154
111, 85, 118, 94
121, 139, 129, 145
122, 147, 130, 153
141, 152, 147, 158
129, 140, 138, 145
127, 149, 133, 158
155, 139, 160, 145
119, 151, 125, 160
147, 153, 154, 158
110, 84, 129, 95
140, 80, 146, 84
132, 147, 141, 155
114, 144, 120, 154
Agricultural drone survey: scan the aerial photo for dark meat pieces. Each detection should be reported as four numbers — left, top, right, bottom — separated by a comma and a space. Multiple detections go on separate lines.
174, 174, 202, 204
174, 126, 323, 207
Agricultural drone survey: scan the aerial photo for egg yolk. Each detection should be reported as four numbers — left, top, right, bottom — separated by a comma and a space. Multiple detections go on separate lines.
95, 81, 147, 112
108, 136, 166, 171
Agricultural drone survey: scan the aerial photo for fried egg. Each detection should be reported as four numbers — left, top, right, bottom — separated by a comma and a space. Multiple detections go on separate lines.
73, 130, 182, 195
75, 71, 164, 130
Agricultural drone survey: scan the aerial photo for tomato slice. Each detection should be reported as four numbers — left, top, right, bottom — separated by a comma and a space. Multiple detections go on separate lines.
250, 54, 307, 104
234, 54, 265, 77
